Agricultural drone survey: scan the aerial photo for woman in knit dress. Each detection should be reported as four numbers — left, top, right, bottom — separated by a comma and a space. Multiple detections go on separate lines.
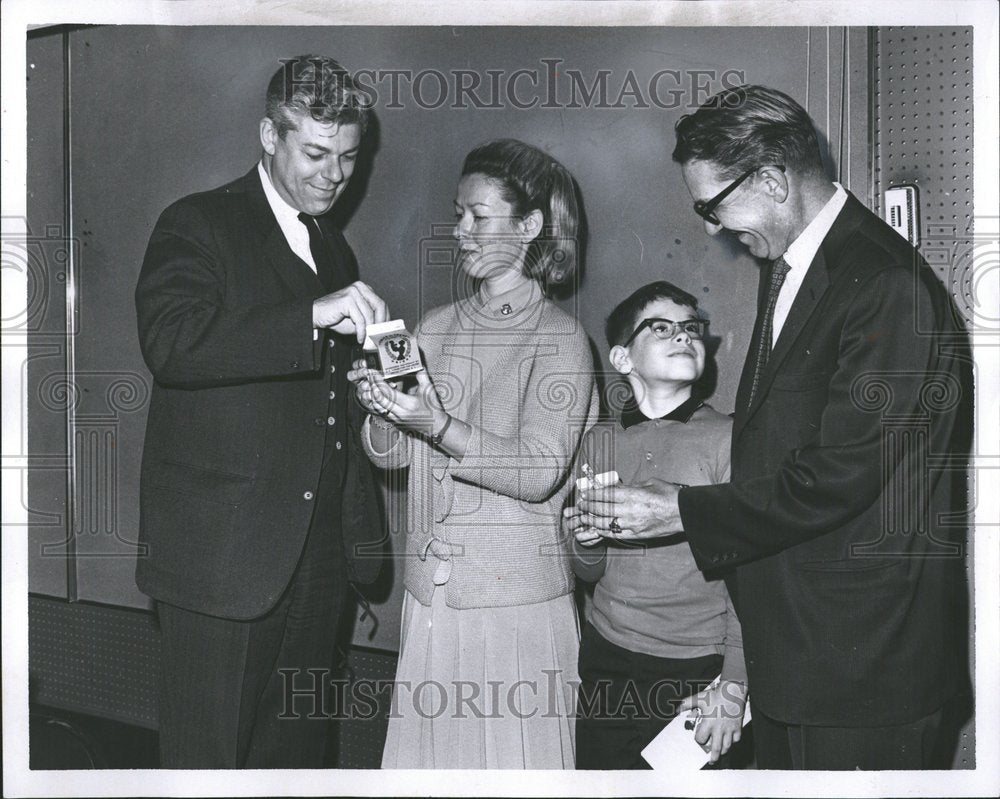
348, 139, 597, 768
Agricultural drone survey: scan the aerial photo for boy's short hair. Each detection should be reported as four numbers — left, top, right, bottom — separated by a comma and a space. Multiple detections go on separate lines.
605, 281, 700, 348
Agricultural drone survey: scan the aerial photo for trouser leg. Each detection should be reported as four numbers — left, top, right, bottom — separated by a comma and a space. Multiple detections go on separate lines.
753, 705, 946, 770
575, 622, 722, 770
156, 595, 289, 768
157, 458, 350, 768
244, 512, 349, 768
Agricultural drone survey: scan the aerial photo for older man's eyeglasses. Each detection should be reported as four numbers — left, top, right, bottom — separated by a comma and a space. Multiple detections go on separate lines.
624, 317, 708, 346
693, 165, 786, 226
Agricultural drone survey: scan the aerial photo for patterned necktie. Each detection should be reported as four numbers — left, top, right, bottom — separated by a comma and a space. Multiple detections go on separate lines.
298, 212, 336, 292
746, 256, 791, 409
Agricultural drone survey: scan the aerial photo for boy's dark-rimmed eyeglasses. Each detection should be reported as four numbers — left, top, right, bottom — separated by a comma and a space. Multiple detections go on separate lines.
693, 165, 786, 226
624, 318, 709, 346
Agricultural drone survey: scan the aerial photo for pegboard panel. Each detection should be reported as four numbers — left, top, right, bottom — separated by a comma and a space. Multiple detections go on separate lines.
29, 595, 161, 729
872, 26, 975, 771
29, 594, 399, 763
872, 27, 975, 324
333, 647, 397, 769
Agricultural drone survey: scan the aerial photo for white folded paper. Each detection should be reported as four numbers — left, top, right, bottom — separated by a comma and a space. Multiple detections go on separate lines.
640, 677, 752, 771
575, 465, 620, 492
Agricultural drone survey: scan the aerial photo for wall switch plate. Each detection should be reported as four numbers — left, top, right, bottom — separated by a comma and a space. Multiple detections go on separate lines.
884, 185, 920, 247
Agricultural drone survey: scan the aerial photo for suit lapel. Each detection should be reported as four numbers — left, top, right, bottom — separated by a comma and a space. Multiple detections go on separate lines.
733, 264, 770, 440
766, 249, 830, 373
314, 215, 354, 291
740, 250, 831, 421
734, 192, 866, 442
262, 225, 322, 297
242, 167, 325, 298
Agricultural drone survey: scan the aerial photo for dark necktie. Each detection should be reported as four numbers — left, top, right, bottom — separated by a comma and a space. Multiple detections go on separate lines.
298, 212, 336, 292
746, 256, 791, 409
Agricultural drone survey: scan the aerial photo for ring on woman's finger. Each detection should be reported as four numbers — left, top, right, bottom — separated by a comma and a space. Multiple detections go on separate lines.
608, 517, 622, 535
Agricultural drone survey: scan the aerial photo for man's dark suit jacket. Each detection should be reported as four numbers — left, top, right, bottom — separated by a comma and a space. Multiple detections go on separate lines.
678, 193, 965, 727
135, 167, 383, 620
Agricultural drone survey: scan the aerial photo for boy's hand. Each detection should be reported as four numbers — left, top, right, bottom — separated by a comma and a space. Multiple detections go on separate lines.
563, 505, 602, 546
678, 680, 748, 764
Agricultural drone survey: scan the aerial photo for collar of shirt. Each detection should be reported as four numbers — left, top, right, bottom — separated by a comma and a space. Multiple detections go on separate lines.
772, 182, 848, 345
257, 161, 316, 273
620, 394, 704, 430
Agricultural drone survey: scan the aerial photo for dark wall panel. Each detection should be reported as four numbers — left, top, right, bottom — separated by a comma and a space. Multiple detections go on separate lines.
26, 33, 70, 599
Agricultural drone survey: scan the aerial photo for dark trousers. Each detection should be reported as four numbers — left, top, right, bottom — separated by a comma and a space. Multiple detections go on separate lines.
575, 621, 723, 770
752, 704, 946, 770
156, 462, 349, 769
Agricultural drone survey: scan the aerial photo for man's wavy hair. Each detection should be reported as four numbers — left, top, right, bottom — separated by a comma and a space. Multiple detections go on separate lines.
672, 85, 825, 178
265, 55, 370, 138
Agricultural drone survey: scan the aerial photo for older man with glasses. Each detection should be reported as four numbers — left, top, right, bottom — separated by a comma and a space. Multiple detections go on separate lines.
574, 85, 967, 770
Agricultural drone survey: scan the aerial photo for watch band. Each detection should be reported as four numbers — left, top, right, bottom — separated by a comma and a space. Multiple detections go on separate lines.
430, 414, 453, 446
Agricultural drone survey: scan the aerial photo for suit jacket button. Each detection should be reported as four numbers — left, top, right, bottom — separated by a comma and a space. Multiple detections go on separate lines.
335, 442, 342, 450
291, 360, 300, 369
303, 491, 314, 501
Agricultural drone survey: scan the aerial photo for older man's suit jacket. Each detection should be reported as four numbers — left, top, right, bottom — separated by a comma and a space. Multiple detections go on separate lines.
135, 167, 383, 620
678, 193, 965, 727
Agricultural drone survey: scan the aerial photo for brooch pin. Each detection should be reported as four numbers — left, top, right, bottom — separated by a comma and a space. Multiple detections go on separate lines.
500, 303, 513, 316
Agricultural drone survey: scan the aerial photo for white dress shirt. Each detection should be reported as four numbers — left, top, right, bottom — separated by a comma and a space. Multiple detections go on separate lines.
257, 161, 316, 273
773, 183, 848, 346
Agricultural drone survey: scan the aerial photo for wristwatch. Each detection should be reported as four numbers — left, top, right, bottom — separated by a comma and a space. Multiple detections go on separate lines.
430, 414, 453, 447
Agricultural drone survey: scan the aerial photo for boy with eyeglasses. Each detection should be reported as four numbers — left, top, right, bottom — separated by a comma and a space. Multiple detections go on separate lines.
566, 280, 747, 770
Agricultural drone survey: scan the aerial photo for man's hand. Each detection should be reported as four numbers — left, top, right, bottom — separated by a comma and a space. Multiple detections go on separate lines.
677, 680, 748, 764
312, 281, 389, 343
575, 479, 684, 541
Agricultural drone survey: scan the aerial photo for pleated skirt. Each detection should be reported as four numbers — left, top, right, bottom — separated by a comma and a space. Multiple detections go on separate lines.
381, 587, 580, 769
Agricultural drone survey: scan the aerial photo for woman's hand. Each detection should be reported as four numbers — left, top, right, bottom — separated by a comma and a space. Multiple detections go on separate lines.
348, 361, 448, 437
347, 359, 384, 416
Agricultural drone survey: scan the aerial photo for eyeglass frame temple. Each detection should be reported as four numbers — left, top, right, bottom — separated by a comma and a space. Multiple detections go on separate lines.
693, 164, 787, 224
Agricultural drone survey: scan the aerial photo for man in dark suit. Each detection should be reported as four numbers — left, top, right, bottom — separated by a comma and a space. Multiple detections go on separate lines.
135, 55, 388, 768
573, 85, 965, 769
